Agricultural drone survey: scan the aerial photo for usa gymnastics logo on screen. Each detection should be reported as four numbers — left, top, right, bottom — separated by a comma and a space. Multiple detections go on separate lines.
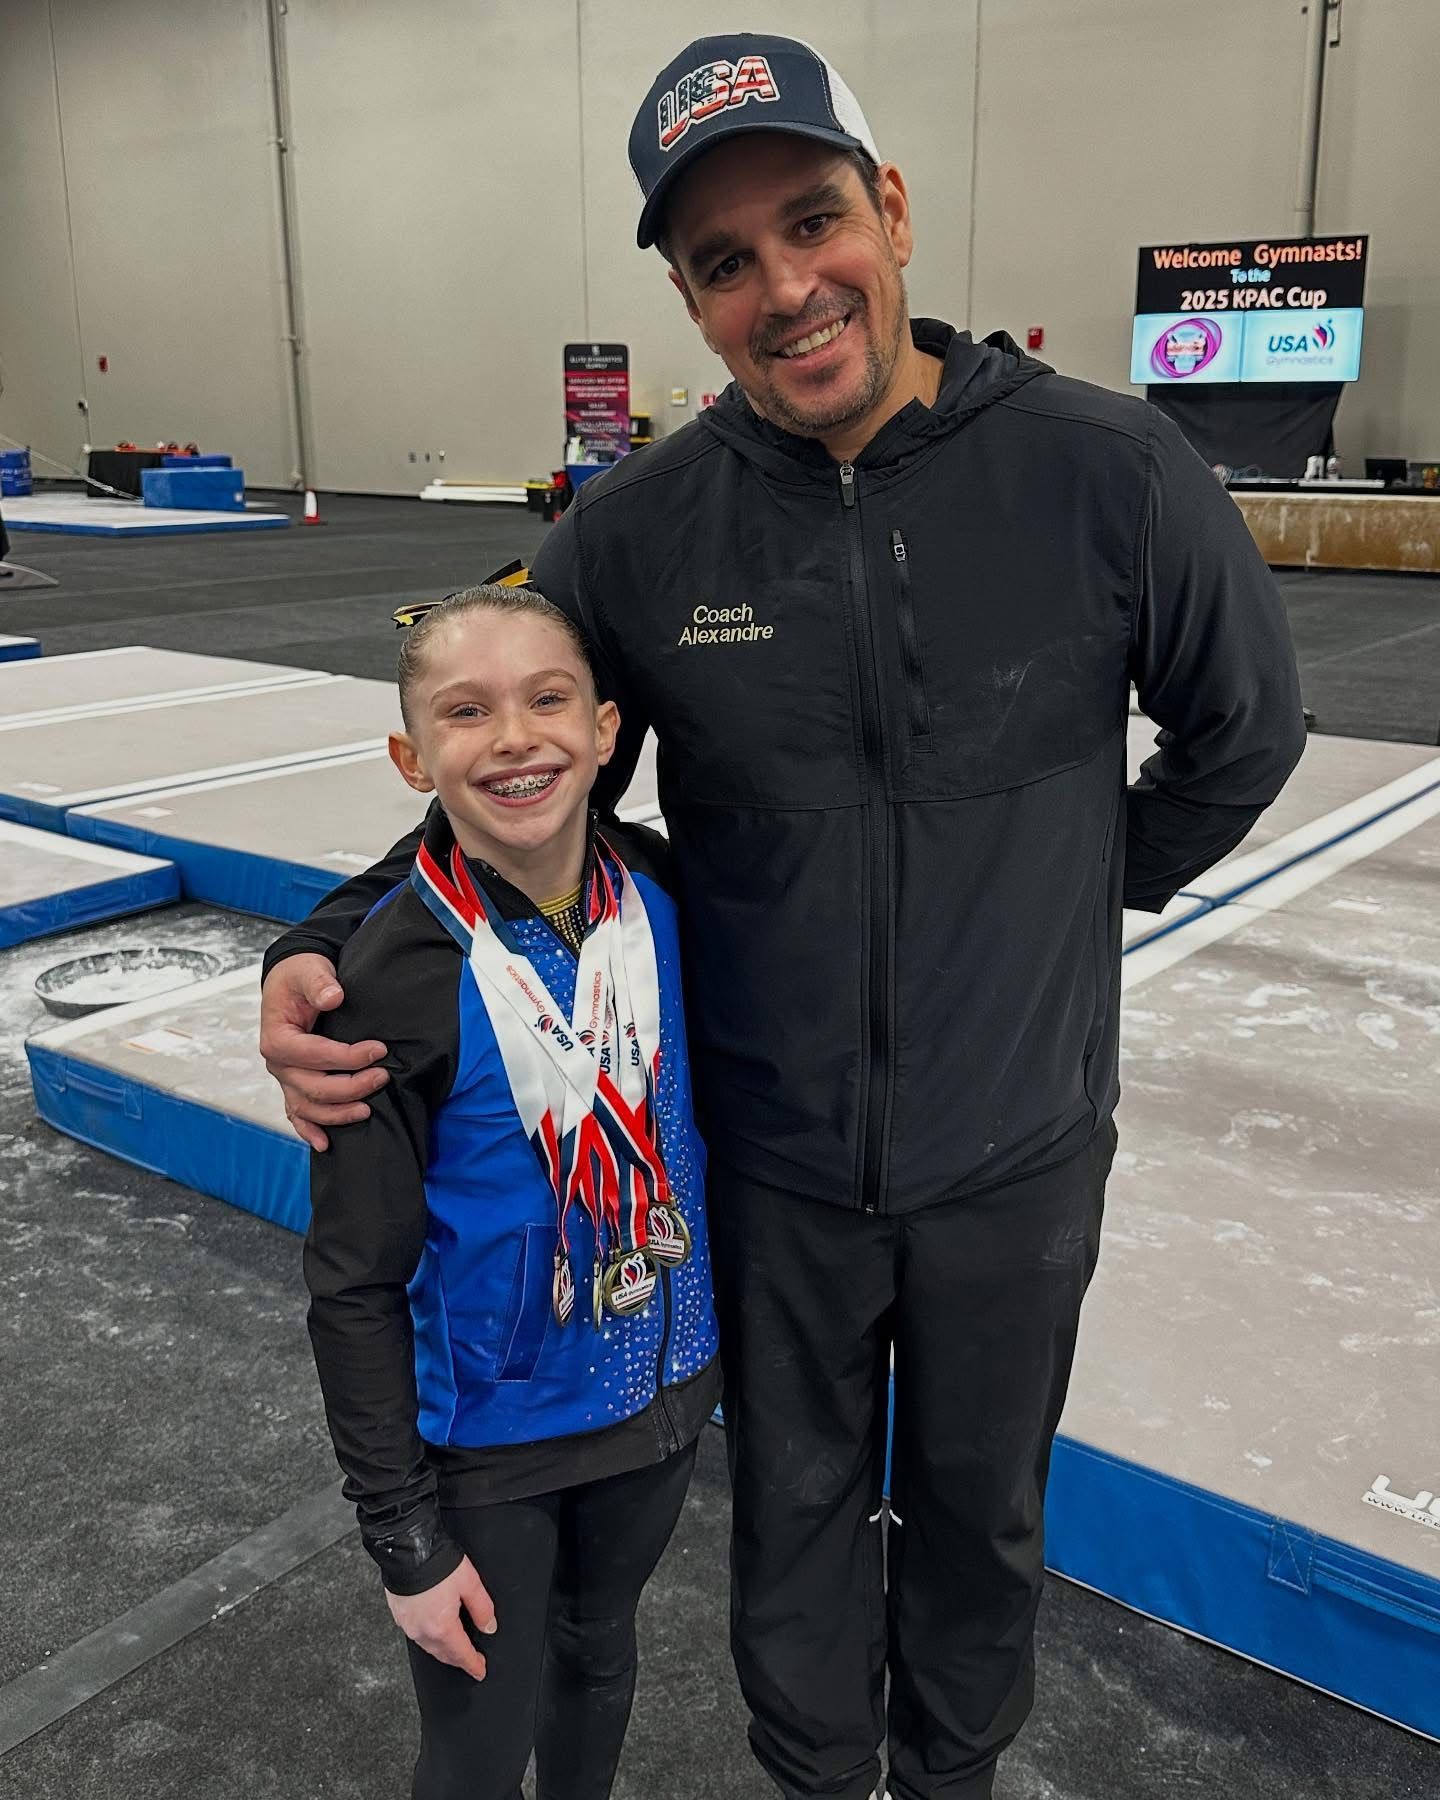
1239, 307, 1364, 381
1150, 317, 1224, 379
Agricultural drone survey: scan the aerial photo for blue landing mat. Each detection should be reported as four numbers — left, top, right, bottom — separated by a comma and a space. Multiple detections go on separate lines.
0, 636, 41, 662
27, 1036, 308, 1235
0, 825, 178, 948
67, 820, 359, 923
66, 750, 418, 924
25, 969, 308, 1234
67, 746, 650, 924
1046, 1438, 1440, 1741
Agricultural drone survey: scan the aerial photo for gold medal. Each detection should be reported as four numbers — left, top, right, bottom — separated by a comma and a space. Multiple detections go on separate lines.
646, 1202, 692, 1269
602, 1248, 658, 1317
552, 1251, 575, 1327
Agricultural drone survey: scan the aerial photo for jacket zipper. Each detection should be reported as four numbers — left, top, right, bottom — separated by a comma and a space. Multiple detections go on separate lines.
652, 1266, 680, 1452
891, 529, 933, 748
840, 461, 891, 1215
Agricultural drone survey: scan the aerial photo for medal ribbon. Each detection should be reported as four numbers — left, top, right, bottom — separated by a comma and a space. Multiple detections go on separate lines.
411, 837, 668, 1267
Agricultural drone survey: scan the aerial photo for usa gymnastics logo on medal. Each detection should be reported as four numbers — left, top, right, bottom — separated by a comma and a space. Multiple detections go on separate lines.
1150, 317, 1224, 379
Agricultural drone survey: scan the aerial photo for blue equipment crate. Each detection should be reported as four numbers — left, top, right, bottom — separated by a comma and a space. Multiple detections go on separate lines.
141, 466, 245, 511
1, 448, 33, 497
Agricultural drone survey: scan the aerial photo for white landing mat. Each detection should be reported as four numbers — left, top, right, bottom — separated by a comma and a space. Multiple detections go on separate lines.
70, 751, 432, 922
1050, 794, 1440, 1740
0, 676, 400, 830
3, 494, 289, 535
0, 646, 327, 727
26, 968, 304, 1231
69, 735, 665, 921
0, 822, 177, 947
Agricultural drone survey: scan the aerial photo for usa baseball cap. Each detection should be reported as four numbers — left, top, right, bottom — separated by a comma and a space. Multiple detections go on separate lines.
629, 33, 881, 250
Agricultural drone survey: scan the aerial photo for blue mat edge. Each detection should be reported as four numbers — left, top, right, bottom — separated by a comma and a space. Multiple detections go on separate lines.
0, 639, 41, 662
6, 515, 290, 537
0, 862, 180, 948
0, 794, 72, 830
68, 813, 346, 922
26, 1039, 309, 1234
1045, 1433, 1440, 1739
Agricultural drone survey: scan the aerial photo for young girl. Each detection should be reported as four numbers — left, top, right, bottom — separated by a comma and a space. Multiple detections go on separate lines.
302, 584, 719, 1799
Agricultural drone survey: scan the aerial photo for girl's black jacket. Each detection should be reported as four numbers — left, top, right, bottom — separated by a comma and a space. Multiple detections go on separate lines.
267, 322, 1305, 1215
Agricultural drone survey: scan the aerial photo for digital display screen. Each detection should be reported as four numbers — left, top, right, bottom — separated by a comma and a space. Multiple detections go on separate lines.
1132, 236, 1368, 385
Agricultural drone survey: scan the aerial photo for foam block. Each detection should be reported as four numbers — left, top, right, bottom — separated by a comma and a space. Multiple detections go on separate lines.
142, 466, 245, 512
0, 822, 177, 947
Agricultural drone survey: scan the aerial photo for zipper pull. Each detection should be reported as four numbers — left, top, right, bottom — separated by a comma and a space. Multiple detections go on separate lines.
891, 529, 907, 562
839, 462, 856, 508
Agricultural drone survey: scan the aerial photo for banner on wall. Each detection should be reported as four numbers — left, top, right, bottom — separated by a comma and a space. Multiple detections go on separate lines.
1131, 235, 1368, 386
563, 343, 631, 457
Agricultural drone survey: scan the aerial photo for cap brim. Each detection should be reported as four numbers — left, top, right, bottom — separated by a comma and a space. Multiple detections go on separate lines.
637, 120, 866, 250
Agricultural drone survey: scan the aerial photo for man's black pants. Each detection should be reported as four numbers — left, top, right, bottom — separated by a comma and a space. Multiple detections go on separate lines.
708, 1123, 1115, 1800
408, 1443, 696, 1800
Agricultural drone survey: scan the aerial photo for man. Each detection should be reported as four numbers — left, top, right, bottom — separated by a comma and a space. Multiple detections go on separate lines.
261, 33, 1305, 1800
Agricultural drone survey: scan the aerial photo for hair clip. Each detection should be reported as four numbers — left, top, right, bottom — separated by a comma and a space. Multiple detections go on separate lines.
391, 561, 533, 629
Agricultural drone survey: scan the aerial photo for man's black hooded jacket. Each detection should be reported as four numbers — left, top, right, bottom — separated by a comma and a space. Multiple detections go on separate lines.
267, 323, 1305, 1214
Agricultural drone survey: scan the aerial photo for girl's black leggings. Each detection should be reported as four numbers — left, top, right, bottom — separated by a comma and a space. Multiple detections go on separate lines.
407, 1440, 698, 1800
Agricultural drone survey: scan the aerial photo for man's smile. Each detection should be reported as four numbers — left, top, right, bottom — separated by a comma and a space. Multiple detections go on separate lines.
776, 314, 852, 360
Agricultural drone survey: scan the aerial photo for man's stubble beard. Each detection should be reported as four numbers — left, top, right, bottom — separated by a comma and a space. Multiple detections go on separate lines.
750, 265, 910, 441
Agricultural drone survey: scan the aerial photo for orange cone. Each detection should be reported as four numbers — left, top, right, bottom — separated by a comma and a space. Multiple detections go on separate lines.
301, 487, 324, 525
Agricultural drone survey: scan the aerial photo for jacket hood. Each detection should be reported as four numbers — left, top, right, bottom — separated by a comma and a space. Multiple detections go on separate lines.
697, 319, 1051, 479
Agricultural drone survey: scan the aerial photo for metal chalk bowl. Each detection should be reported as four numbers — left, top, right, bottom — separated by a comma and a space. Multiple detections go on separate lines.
35, 947, 224, 1019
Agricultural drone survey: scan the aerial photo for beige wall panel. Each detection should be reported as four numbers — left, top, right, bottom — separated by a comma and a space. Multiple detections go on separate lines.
0, 0, 87, 477
1317, 0, 1440, 464
968, 0, 1307, 396
578, 1, 978, 434
283, 0, 585, 493
47, 0, 294, 486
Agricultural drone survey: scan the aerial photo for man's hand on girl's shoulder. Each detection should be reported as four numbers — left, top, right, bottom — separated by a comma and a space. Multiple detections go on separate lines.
259, 952, 390, 1150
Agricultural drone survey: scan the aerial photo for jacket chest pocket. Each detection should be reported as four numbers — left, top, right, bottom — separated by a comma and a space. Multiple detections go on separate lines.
876, 525, 1129, 795
632, 576, 863, 808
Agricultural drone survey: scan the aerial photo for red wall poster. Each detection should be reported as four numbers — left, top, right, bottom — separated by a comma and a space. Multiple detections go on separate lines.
563, 343, 630, 459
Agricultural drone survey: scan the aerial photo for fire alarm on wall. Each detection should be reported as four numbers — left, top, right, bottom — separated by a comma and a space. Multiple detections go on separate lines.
97, 355, 109, 373
1026, 327, 1044, 353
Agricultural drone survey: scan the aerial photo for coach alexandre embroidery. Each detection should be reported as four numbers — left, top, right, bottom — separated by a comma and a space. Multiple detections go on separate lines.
677, 602, 777, 648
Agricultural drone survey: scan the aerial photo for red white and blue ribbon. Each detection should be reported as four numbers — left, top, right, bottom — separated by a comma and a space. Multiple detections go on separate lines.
411, 837, 669, 1280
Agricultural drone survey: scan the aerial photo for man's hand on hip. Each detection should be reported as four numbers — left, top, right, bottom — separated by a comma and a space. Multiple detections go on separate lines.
259, 953, 389, 1151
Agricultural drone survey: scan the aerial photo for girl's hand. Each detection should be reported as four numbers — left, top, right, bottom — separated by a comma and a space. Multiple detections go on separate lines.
385, 1555, 497, 1680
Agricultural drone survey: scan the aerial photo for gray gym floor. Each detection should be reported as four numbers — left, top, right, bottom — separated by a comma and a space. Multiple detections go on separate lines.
2, 492, 1437, 1797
